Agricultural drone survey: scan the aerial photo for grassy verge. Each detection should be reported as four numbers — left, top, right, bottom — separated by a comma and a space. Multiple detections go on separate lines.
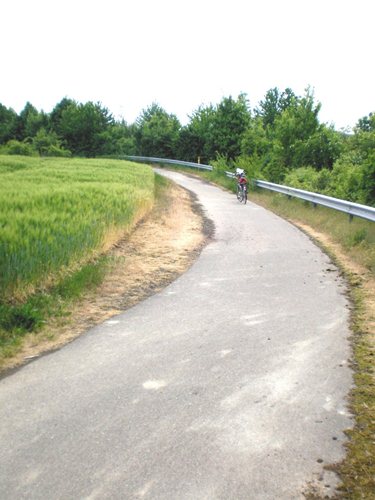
0, 156, 156, 365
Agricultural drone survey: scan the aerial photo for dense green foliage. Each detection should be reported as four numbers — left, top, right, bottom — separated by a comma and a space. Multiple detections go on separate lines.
135, 103, 180, 158
0, 91, 373, 204
0, 156, 154, 301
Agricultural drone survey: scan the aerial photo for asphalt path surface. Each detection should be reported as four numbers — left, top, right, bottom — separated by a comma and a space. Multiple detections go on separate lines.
0, 171, 353, 499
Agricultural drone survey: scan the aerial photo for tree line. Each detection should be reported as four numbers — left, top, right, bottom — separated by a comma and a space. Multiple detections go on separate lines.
0, 88, 374, 205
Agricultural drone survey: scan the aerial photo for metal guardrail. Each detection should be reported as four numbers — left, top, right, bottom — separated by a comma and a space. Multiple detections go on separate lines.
254, 180, 375, 222
226, 172, 374, 222
123, 156, 375, 222
123, 156, 213, 171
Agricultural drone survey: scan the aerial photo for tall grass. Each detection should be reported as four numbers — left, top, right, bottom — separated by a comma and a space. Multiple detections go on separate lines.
0, 155, 154, 301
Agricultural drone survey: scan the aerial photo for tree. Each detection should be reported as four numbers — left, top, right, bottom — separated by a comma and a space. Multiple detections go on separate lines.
58, 101, 114, 156
361, 151, 375, 205
16, 102, 48, 140
0, 104, 18, 144
100, 121, 137, 156
347, 114, 375, 205
49, 97, 75, 132
355, 112, 375, 133
135, 103, 181, 158
209, 94, 251, 160
271, 88, 322, 169
241, 88, 343, 182
177, 104, 216, 163
241, 116, 270, 158
300, 125, 343, 169
255, 87, 296, 128
179, 95, 251, 163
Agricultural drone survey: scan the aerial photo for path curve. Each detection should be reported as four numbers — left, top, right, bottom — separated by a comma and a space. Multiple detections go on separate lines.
0, 171, 352, 499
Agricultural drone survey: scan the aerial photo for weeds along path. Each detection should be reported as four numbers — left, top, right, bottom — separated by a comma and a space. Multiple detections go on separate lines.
0, 170, 353, 499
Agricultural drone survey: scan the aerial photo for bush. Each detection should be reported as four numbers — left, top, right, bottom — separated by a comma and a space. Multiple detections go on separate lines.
284, 167, 318, 191
32, 128, 71, 157
235, 155, 264, 181
284, 166, 332, 193
4, 140, 36, 156
211, 154, 234, 173
42, 145, 72, 157
283, 160, 374, 205
329, 155, 367, 204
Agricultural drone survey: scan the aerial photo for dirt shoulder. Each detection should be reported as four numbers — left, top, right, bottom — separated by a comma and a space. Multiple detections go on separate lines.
2, 182, 213, 374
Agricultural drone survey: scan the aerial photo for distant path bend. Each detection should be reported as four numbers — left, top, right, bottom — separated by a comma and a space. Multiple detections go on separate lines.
0, 170, 352, 499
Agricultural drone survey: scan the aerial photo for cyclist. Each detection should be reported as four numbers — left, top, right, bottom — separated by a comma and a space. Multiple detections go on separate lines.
235, 168, 248, 193
234, 168, 248, 203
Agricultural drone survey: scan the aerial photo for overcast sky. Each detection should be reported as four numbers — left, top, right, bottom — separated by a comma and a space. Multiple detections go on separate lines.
1, 0, 374, 129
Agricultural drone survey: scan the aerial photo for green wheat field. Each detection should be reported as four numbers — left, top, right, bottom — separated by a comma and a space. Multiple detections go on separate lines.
0, 155, 154, 302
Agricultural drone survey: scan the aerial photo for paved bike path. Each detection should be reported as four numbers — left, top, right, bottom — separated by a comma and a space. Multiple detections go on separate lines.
0, 171, 352, 499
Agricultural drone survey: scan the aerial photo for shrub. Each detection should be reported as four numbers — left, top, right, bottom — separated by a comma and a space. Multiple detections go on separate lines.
329, 155, 367, 204
43, 145, 72, 157
235, 155, 264, 181
4, 140, 36, 156
211, 154, 234, 173
283, 166, 331, 193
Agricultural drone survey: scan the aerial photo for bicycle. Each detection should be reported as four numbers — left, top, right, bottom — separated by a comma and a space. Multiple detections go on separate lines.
236, 182, 247, 204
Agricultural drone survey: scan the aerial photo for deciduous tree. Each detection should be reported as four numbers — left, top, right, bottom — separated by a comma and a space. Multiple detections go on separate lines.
135, 103, 181, 158
210, 94, 251, 160
58, 101, 114, 156
0, 104, 18, 144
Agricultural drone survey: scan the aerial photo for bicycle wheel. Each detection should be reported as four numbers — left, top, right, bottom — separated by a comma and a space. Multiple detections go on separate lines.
236, 186, 243, 202
243, 187, 247, 204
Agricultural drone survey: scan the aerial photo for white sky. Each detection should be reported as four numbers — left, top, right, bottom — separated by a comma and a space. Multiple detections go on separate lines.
1, 0, 374, 130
